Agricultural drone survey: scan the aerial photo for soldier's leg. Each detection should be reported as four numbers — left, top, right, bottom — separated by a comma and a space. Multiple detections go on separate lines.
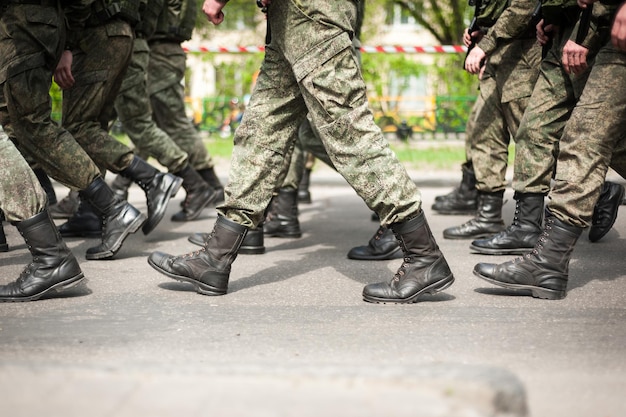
148, 42, 225, 203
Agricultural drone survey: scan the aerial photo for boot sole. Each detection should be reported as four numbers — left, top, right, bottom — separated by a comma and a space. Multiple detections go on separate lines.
264, 232, 302, 238
147, 257, 226, 296
347, 248, 404, 260
362, 275, 455, 304
0, 273, 86, 302
443, 232, 501, 240
86, 213, 147, 260
239, 246, 266, 255
473, 270, 565, 300
142, 176, 184, 234
468, 244, 534, 256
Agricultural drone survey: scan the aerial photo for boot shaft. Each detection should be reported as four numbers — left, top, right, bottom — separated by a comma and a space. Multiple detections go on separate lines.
459, 162, 477, 195
120, 156, 159, 192
512, 192, 544, 231
15, 210, 71, 260
80, 177, 120, 217
205, 216, 248, 268
198, 167, 224, 190
530, 216, 582, 270
476, 191, 504, 222
177, 164, 210, 194
391, 211, 441, 258
271, 188, 299, 218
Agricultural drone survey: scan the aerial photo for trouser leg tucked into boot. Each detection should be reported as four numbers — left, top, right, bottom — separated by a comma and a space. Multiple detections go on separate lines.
473, 214, 582, 300
58, 197, 102, 238
347, 226, 403, 260
0, 210, 84, 302
81, 177, 147, 260
198, 167, 225, 206
172, 165, 217, 222
149, 216, 248, 295
120, 156, 182, 234
188, 224, 265, 255
264, 188, 301, 238
589, 181, 624, 242
443, 190, 505, 239
431, 162, 478, 214
362, 211, 455, 304
470, 192, 544, 255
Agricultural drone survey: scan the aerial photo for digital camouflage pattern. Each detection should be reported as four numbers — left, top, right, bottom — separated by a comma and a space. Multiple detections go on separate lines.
148, 41, 215, 172
549, 42, 626, 227
114, 37, 189, 173
220, 0, 422, 227
61, 18, 136, 173
0, 127, 47, 221
469, 0, 542, 193
512, 24, 600, 194
0, 3, 101, 191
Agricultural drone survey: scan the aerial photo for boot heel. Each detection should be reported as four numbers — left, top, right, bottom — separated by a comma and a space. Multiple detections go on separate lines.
530, 287, 565, 300
427, 275, 455, 294
56, 273, 86, 292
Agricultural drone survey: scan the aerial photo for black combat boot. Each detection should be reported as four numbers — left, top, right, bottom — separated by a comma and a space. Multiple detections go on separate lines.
362, 212, 455, 303
264, 188, 301, 238
58, 197, 102, 238
470, 192, 544, 255
298, 167, 312, 204
589, 181, 625, 242
81, 177, 147, 260
0, 211, 8, 252
198, 167, 225, 206
347, 226, 403, 260
188, 223, 265, 255
431, 162, 478, 214
171, 165, 217, 222
49, 190, 80, 219
0, 210, 84, 302
149, 216, 248, 295
443, 190, 505, 239
120, 156, 182, 234
473, 214, 582, 300
110, 174, 133, 201
33, 167, 57, 206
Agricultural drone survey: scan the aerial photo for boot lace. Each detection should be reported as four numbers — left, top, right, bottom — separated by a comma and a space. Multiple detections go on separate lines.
180, 230, 215, 258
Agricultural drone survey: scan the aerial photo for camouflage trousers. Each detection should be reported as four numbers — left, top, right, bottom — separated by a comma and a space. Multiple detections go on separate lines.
281, 118, 335, 190
148, 41, 213, 171
62, 19, 135, 173
220, 0, 421, 227
0, 4, 100, 191
549, 42, 626, 227
470, 38, 541, 192
512, 26, 598, 194
0, 127, 46, 221
114, 37, 188, 173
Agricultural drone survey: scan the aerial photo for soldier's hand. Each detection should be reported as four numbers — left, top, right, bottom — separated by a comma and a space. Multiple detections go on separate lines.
577, 0, 598, 8
465, 46, 486, 74
54, 50, 75, 90
203, 0, 227, 25
612, 3, 626, 51
536, 19, 555, 46
562, 40, 589, 74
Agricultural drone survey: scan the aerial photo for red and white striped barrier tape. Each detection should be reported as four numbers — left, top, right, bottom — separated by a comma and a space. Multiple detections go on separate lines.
182, 45, 468, 54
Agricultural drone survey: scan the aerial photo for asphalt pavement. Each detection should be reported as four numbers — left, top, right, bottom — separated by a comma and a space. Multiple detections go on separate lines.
1, 162, 625, 417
